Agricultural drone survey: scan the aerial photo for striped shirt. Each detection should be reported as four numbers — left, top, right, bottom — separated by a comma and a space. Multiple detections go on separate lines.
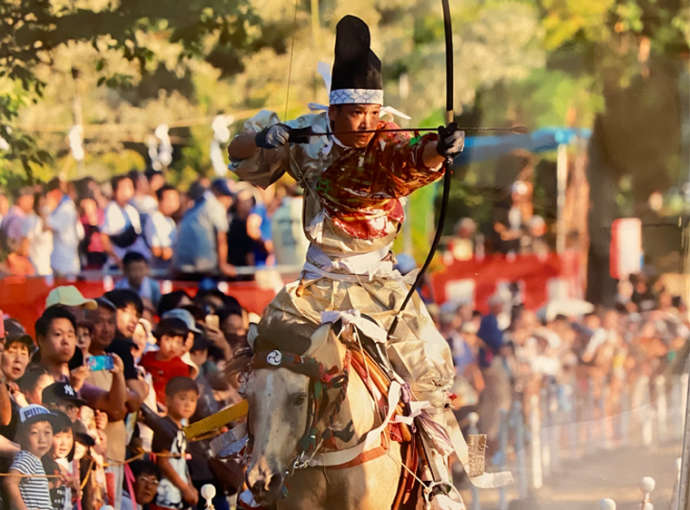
10, 450, 52, 510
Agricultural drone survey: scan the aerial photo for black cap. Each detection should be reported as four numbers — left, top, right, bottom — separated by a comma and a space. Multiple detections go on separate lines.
42, 382, 88, 408
330, 15, 383, 105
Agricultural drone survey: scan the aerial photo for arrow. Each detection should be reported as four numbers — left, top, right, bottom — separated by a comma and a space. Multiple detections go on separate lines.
289, 125, 528, 143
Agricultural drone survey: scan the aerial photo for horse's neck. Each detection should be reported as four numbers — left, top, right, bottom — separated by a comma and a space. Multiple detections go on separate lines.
330, 364, 379, 449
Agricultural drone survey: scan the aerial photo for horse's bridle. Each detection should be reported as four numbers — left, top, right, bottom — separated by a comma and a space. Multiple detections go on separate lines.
251, 348, 351, 479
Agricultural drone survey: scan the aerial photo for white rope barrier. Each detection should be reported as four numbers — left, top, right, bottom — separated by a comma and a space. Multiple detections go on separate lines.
471, 370, 686, 510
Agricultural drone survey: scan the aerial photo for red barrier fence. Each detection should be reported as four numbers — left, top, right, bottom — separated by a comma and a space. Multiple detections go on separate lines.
431, 253, 574, 312
2, 252, 579, 335
0, 275, 277, 335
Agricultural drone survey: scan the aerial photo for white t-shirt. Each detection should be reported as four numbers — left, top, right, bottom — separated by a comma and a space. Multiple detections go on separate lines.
143, 211, 177, 250
102, 202, 150, 260
23, 214, 53, 275
47, 196, 83, 275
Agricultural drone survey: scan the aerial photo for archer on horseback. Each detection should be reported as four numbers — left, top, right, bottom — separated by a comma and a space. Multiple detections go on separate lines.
228, 15, 506, 509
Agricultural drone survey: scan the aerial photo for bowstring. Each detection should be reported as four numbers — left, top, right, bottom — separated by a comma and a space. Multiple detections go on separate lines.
283, 0, 299, 121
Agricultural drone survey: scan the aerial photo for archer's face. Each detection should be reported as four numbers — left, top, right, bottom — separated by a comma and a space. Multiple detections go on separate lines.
328, 103, 381, 148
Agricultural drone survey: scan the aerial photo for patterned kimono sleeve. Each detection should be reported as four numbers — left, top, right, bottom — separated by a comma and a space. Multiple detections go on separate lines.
369, 130, 444, 199
229, 109, 290, 189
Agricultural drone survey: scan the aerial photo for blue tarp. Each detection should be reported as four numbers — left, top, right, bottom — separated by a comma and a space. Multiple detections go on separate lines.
454, 127, 592, 166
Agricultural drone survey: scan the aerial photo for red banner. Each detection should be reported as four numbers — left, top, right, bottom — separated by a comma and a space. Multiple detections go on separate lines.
430, 253, 566, 313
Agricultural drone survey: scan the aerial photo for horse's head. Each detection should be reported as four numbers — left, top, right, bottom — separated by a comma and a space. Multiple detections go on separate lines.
245, 324, 344, 505
245, 363, 310, 504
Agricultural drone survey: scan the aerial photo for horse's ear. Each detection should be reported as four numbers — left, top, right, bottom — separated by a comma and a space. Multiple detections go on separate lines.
305, 324, 332, 356
247, 323, 260, 350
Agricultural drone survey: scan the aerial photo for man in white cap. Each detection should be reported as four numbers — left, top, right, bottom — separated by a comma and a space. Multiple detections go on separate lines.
228, 14, 501, 507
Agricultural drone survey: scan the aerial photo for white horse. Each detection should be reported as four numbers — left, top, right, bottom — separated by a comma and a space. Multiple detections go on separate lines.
244, 324, 414, 510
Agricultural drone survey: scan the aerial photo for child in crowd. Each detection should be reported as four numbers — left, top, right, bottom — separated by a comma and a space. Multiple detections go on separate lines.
115, 251, 162, 309
141, 318, 191, 405
41, 381, 88, 423
152, 377, 199, 509
76, 319, 94, 352
43, 411, 75, 510
1, 235, 35, 276
16, 365, 54, 406
4, 405, 58, 510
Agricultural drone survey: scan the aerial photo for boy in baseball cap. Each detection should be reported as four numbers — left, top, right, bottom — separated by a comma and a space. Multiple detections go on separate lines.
6, 405, 58, 510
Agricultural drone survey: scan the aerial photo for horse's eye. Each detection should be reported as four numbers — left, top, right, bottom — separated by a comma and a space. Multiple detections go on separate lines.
292, 393, 307, 406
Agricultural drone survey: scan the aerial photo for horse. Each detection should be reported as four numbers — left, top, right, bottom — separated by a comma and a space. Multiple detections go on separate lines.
244, 322, 416, 510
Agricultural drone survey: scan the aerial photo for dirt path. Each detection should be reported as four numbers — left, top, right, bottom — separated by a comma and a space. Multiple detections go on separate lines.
462, 441, 683, 510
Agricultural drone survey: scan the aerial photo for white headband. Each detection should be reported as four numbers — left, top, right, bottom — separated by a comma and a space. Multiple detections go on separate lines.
329, 88, 384, 105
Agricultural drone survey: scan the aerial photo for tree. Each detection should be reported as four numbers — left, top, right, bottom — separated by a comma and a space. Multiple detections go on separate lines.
536, 0, 690, 302
0, 0, 286, 183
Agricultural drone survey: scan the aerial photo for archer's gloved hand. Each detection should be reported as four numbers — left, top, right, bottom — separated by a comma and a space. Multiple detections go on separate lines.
436, 122, 465, 160
255, 123, 291, 149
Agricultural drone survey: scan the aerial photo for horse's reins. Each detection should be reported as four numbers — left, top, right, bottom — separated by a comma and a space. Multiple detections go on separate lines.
251, 349, 351, 478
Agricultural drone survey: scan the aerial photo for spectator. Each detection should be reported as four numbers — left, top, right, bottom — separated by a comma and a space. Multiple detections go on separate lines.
524, 215, 548, 255
129, 170, 158, 217
0, 233, 35, 276
76, 320, 94, 354
173, 178, 236, 277
44, 178, 84, 276
85, 295, 141, 510
42, 381, 88, 422
24, 191, 53, 276
45, 285, 97, 312
161, 308, 201, 375
115, 252, 162, 309
144, 184, 180, 269
158, 290, 193, 318
227, 187, 268, 268
270, 184, 308, 266
141, 318, 192, 405
93, 293, 148, 406
102, 174, 150, 268
78, 193, 107, 270
493, 180, 533, 255
43, 410, 75, 510
151, 377, 199, 509
194, 288, 240, 316
145, 169, 166, 197
4, 405, 58, 510
0, 333, 33, 443
31, 305, 128, 422
16, 365, 54, 406
219, 306, 249, 360
0, 186, 34, 253
121, 459, 160, 510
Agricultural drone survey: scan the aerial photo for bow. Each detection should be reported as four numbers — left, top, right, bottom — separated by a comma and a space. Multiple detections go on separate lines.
387, 0, 455, 337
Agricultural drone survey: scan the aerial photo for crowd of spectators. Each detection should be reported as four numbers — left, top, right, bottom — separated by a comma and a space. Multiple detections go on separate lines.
0, 283, 252, 510
0, 170, 309, 279
440, 272, 689, 455
0, 255, 687, 510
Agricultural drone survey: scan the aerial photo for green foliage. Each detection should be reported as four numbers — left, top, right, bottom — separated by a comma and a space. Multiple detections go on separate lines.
0, 0, 272, 180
